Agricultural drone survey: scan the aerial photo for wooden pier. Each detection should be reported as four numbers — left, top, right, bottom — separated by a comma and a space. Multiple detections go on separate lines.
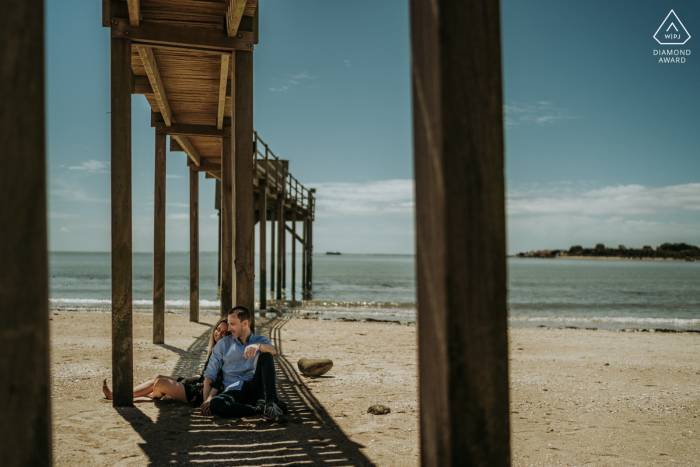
102, 0, 315, 405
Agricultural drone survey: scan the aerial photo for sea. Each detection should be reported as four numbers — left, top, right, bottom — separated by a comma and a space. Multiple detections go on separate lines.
49, 253, 700, 331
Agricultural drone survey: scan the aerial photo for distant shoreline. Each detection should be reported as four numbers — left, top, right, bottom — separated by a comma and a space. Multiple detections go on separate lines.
509, 255, 691, 262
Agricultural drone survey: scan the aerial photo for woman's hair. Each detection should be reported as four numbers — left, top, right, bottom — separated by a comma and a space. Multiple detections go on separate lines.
207, 317, 229, 358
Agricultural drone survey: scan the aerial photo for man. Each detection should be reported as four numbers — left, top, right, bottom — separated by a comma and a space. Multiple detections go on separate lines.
200, 306, 287, 423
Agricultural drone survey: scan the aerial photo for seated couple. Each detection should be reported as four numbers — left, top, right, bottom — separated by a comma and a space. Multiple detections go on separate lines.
103, 306, 287, 423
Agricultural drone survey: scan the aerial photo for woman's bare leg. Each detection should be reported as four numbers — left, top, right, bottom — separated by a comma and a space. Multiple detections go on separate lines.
152, 377, 188, 403
103, 375, 181, 400
133, 375, 178, 398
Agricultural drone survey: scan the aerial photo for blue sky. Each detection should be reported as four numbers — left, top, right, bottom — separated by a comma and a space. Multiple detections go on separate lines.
47, 1, 700, 254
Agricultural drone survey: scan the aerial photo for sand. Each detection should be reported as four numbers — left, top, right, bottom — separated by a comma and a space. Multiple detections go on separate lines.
50, 312, 699, 466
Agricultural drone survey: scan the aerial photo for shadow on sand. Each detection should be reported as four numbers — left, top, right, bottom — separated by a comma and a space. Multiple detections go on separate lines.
116, 317, 373, 466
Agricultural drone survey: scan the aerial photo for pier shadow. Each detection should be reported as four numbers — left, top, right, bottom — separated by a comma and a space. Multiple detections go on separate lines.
116, 317, 373, 466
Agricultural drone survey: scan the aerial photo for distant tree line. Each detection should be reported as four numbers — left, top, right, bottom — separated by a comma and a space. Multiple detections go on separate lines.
517, 242, 700, 260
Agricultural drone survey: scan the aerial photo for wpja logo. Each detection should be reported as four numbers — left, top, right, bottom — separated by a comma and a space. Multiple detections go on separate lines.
653, 10, 691, 63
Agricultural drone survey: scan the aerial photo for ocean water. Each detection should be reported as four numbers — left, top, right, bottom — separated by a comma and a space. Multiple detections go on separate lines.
49, 253, 700, 331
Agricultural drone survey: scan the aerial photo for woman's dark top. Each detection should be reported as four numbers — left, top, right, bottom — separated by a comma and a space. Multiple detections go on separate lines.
183, 351, 225, 407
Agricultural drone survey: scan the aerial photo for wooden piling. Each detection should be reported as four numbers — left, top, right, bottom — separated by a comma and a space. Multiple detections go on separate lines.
190, 168, 199, 322
276, 195, 284, 300
153, 131, 166, 344
221, 135, 233, 316
233, 50, 255, 331
291, 206, 296, 297
0, 0, 52, 462
302, 215, 307, 293
270, 205, 276, 296
259, 180, 267, 310
110, 36, 134, 407
410, 0, 510, 464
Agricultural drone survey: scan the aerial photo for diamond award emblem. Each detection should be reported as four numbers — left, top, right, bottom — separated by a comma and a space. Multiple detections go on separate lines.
654, 10, 690, 45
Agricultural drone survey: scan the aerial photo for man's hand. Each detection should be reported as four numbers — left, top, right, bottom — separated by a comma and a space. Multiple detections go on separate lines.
200, 398, 212, 416
244, 343, 261, 358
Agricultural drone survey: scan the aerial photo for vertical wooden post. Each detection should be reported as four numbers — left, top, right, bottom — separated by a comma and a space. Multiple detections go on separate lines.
0, 0, 52, 462
190, 168, 199, 322
291, 206, 296, 298
232, 50, 255, 331
259, 180, 267, 310
110, 36, 134, 407
270, 205, 276, 296
153, 131, 166, 344
411, 0, 510, 464
307, 190, 315, 290
276, 196, 283, 300
221, 135, 233, 317
302, 215, 307, 294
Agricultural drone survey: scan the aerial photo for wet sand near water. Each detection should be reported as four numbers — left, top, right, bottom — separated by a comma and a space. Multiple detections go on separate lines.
50, 312, 699, 465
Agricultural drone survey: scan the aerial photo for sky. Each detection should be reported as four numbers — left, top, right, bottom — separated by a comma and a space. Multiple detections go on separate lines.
46, 0, 700, 254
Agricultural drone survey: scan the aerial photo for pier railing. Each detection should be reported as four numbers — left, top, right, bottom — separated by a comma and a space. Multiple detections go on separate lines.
254, 131, 313, 216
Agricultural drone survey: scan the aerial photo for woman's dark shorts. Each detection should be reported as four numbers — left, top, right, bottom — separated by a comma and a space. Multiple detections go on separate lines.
183, 382, 205, 408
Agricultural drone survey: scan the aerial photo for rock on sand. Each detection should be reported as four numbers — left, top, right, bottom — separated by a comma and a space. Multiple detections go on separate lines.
297, 358, 333, 376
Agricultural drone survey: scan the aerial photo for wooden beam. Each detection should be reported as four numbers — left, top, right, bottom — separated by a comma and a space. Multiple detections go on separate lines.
205, 171, 221, 181
220, 136, 233, 316
226, 0, 247, 38
153, 131, 166, 344
1, 0, 52, 463
285, 224, 303, 244
276, 196, 283, 300
111, 18, 254, 52
126, 0, 140, 26
173, 135, 201, 166
190, 169, 199, 322
411, 0, 510, 464
217, 54, 230, 130
188, 161, 221, 172
259, 179, 267, 310
137, 45, 172, 126
232, 50, 255, 331
302, 216, 307, 293
156, 122, 230, 138
110, 37, 134, 407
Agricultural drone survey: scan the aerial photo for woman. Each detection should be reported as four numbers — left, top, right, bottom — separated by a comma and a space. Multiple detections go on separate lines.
102, 318, 229, 407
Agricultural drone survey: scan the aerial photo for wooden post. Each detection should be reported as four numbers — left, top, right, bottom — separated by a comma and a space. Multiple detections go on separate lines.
153, 131, 166, 344
302, 215, 307, 294
232, 50, 255, 331
258, 180, 267, 310
307, 190, 315, 290
276, 196, 284, 300
0, 0, 52, 462
190, 168, 199, 322
291, 206, 296, 298
270, 204, 276, 296
221, 135, 233, 317
110, 36, 134, 406
411, 0, 510, 464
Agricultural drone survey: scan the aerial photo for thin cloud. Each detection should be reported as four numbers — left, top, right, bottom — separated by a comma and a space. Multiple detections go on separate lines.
50, 180, 109, 203
508, 183, 700, 216
504, 101, 577, 127
68, 160, 110, 173
270, 71, 319, 92
166, 174, 183, 179
167, 213, 189, 220
312, 179, 414, 217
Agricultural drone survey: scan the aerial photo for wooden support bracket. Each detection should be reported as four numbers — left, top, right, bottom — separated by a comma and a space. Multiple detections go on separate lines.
156, 122, 230, 138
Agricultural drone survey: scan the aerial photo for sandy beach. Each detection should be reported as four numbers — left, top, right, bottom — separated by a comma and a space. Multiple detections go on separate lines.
50, 312, 699, 466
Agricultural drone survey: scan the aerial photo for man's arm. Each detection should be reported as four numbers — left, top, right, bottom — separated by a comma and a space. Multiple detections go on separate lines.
243, 340, 277, 358
203, 340, 225, 381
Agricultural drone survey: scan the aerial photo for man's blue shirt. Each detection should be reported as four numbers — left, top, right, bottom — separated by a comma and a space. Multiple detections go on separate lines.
203, 334, 275, 392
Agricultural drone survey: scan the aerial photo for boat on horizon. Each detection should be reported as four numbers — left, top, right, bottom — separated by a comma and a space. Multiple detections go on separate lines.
326, 251, 342, 255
